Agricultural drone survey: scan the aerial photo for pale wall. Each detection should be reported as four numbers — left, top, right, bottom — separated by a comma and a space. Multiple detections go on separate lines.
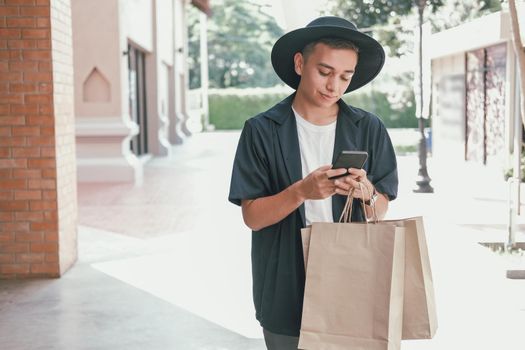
120, 0, 153, 51
157, 0, 174, 66
429, 8, 525, 171
72, 0, 121, 118
431, 54, 466, 164
73, 0, 189, 182
428, 9, 525, 60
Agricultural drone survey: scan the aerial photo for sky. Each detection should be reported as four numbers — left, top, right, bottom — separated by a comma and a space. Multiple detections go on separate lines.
260, 0, 325, 31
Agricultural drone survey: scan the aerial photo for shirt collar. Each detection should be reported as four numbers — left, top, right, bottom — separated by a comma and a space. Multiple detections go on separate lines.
264, 93, 367, 125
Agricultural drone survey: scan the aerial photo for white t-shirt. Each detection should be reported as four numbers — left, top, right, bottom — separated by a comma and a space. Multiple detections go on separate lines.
293, 107, 337, 225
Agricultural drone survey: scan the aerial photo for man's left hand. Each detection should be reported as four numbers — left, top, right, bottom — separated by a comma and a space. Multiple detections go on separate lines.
333, 168, 374, 200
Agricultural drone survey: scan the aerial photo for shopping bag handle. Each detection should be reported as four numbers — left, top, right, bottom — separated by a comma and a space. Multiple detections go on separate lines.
338, 182, 378, 223
338, 187, 355, 223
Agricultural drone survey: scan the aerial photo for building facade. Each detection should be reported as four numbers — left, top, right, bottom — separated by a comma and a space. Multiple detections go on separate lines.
72, 0, 209, 185
428, 9, 524, 173
0, 0, 209, 279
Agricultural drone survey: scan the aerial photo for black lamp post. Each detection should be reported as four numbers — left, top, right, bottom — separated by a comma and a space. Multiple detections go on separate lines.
413, 0, 434, 193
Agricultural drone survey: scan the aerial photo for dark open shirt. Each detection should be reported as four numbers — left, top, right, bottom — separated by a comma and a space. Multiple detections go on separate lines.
228, 94, 398, 336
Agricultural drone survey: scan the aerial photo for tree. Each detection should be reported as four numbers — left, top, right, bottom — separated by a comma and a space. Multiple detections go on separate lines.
325, 0, 445, 192
325, 0, 501, 192
324, 0, 444, 57
324, 0, 501, 57
187, 0, 284, 89
431, 0, 501, 33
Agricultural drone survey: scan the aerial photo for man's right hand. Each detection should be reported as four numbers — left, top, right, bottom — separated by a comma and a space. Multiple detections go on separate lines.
242, 165, 346, 231
296, 165, 347, 200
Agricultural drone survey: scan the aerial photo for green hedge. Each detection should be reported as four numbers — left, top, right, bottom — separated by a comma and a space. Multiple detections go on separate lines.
343, 91, 417, 129
209, 89, 417, 130
209, 92, 288, 129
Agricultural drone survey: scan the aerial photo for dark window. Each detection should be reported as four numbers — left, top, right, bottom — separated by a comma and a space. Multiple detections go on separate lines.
128, 44, 148, 156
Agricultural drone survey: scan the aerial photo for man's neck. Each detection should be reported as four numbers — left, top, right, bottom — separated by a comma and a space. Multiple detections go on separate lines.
292, 92, 339, 126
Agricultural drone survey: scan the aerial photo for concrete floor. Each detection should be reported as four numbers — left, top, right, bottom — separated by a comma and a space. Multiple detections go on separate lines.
1, 132, 265, 350
1, 131, 525, 350
0, 264, 264, 350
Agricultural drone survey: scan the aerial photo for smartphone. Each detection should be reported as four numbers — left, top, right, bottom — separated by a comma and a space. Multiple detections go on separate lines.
329, 151, 368, 179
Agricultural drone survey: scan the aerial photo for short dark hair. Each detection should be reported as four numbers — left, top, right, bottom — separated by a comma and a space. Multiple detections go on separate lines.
301, 38, 360, 61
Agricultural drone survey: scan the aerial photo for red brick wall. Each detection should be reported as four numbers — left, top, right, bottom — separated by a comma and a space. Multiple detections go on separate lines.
0, 0, 77, 278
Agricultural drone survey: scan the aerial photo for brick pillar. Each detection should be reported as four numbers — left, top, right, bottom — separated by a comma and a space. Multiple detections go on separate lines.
0, 0, 78, 278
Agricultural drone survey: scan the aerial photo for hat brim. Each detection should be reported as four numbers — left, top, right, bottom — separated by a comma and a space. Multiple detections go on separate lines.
271, 26, 385, 93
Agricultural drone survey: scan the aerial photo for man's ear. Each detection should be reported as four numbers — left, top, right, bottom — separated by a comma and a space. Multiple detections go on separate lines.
293, 52, 303, 76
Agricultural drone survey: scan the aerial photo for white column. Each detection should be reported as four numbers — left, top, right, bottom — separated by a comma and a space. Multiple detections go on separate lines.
172, 0, 187, 144
200, 11, 212, 131
180, 0, 192, 136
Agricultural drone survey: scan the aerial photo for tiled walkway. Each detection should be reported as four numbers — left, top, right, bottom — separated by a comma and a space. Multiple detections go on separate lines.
78, 131, 241, 239
1, 130, 525, 350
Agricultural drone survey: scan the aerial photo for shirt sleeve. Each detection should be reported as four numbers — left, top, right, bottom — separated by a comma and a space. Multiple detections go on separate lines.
369, 123, 398, 201
228, 120, 272, 206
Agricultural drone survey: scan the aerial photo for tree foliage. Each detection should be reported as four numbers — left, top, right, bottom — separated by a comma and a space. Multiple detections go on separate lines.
430, 0, 501, 32
323, 0, 444, 57
323, 0, 501, 57
188, 0, 284, 89
325, 0, 443, 28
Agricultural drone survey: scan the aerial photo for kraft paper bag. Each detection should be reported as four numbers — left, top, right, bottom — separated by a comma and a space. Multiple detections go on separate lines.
384, 217, 438, 339
301, 226, 311, 270
301, 217, 438, 340
299, 222, 406, 350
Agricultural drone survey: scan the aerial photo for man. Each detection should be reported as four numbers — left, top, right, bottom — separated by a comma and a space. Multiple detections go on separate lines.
228, 16, 398, 349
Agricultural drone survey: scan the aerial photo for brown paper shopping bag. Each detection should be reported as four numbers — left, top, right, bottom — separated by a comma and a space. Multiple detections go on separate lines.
299, 221, 406, 350
301, 226, 312, 270
384, 217, 437, 339
301, 216, 438, 341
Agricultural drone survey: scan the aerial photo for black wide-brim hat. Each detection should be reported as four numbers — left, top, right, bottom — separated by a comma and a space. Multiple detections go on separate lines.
271, 16, 385, 94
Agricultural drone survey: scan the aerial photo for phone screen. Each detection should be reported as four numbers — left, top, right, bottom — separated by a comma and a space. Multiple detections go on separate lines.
329, 151, 368, 179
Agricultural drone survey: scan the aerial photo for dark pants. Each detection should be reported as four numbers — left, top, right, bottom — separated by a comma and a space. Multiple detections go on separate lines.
263, 329, 299, 350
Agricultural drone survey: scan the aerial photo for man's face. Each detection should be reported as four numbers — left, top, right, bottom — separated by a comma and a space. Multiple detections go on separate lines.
294, 43, 358, 109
